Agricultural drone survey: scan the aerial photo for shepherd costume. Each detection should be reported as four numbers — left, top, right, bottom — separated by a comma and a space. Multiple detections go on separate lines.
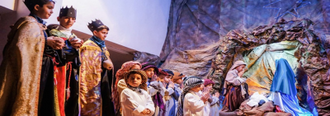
114, 61, 142, 115
162, 70, 180, 116
177, 76, 205, 116
141, 62, 166, 116
172, 72, 184, 114
222, 60, 248, 112
209, 95, 220, 116
120, 69, 154, 116
203, 79, 216, 116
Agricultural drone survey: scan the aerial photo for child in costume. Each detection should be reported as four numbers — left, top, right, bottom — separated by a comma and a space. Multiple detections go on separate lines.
154, 69, 168, 116
0, 0, 60, 115
172, 72, 185, 91
222, 60, 248, 112
79, 19, 114, 115
141, 62, 159, 87
141, 62, 166, 116
210, 91, 220, 116
172, 71, 185, 114
177, 76, 209, 116
47, 6, 83, 116
203, 79, 220, 116
114, 61, 142, 115
121, 69, 155, 116
160, 69, 180, 116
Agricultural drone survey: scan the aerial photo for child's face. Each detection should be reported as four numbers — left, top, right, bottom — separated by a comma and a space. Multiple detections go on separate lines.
175, 79, 183, 84
200, 84, 205, 90
205, 84, 213, 90
236, 65, 246, 72
144, 68, 155, 78
204, 84, 213, 92
93, 29, 108, 41
58, 16, 76, 29
164, 75, 172, 83
214, 91, 220, 98
190, 84, 202, 92
158, 75, 166, 81
127, 73, 142, 87
130, 64, 141, 70
34, 2, 55, 19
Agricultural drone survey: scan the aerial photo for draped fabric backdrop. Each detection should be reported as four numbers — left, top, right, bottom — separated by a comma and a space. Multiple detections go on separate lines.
159, 0, 330, 115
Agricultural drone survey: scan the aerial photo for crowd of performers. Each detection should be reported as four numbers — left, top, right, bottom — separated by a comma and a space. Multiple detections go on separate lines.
0, 0, 320, 116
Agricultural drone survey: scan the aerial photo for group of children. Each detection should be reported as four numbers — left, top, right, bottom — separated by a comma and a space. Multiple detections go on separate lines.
0, 0, 224, 115
0, 0, 319, 116
114, 61, 222, 116
0, 0, 114, 115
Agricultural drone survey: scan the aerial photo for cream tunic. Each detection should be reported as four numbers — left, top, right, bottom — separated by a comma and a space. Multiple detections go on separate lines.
121, 88, 155, 116
183, 91, 206, 116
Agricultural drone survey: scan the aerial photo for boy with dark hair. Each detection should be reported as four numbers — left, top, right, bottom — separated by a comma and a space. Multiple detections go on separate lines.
47, 6, 83, 116
177, 76, 209, 116
0, 0, 62, 115
79, 19, 114, 115
161, 69, 180, 116
121, 69, 155, 116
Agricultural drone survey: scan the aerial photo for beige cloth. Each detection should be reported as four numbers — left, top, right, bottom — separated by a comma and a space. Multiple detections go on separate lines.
238, 100, 277, 116
0, 16, 45, 115
117, 79, 128, 95
264, 112, 292, 116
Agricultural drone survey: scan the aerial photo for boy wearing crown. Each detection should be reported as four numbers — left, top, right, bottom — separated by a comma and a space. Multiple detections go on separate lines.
79, 19, 115, 115
47, 6, 83, 116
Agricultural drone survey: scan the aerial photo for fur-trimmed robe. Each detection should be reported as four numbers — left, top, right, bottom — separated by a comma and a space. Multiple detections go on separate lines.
0, 16, 45, 115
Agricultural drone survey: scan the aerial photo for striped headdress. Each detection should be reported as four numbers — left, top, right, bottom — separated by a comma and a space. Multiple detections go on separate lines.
176, 76, 204, 116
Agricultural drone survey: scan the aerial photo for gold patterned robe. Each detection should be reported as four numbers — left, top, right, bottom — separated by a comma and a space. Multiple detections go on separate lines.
0, 16, 45, 115
79, 40, 111, 115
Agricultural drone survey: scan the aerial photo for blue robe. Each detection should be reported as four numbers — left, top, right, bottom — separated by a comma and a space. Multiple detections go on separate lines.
269, 58, 315, 116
